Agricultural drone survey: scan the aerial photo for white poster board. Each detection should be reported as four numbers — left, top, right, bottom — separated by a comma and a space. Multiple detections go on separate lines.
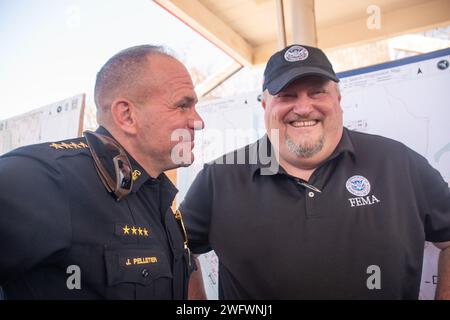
178, 48, 450, 299
0, 93, 85, 155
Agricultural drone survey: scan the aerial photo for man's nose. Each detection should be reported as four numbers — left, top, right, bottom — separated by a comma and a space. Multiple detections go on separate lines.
292, 92, 314, 115
189, 109, 204, 130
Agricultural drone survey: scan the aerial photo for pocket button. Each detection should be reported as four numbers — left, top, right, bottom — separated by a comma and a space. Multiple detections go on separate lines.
141, 268, 150, 278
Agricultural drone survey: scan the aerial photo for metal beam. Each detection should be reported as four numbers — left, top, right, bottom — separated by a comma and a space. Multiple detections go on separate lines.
154, 0, 254, 66
290, 0, 317, 46
195, 61, 243, 98
275, 0, 287, 49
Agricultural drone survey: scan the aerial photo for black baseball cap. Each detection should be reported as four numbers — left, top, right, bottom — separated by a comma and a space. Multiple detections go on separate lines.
263, 44, 339, 95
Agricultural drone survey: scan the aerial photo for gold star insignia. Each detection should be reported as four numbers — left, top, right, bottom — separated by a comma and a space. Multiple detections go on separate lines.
78, 142, 88, 148
143, 228, 149, 237
123, 225, 130, 235
138, 227, 143, 236
70, 142, 80, 149
49, 143, 64, 149
131, 226, 137, 235
60, 142, 72, 149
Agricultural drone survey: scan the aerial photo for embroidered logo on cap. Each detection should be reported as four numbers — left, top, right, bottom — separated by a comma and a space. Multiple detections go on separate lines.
284, 45, 309, 62
346, 175, 371, 197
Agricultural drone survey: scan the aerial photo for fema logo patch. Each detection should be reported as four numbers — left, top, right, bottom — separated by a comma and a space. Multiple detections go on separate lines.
284, 45, 309, 62
346, 175, 371, 197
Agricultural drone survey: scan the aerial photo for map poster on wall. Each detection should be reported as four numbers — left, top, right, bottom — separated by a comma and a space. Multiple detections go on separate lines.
0, 93, 85, 155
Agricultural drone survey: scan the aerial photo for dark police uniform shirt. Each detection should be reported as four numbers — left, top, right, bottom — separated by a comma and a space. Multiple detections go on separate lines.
180, 128, 450, 299
0, 127, 192, 299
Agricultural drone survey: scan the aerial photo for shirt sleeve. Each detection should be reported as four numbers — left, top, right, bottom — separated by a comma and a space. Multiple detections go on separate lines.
0, 155, 71, 285
411, 151, 450, 242
179, 164, 214, 254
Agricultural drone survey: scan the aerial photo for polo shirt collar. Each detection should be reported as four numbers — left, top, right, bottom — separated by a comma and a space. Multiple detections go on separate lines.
251, 127, 356, 177
328, 127, 356, 162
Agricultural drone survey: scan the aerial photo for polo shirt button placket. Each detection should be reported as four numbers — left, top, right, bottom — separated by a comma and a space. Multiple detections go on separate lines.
305, 188, 317, 218
295, 179, 320, 218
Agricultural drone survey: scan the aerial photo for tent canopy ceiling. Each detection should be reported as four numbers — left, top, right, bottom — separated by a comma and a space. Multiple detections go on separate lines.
154, 0, 450, 66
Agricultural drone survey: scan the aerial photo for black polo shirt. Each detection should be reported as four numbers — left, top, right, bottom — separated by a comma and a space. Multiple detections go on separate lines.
180, 128, 450, 299
0, 126, 192, 299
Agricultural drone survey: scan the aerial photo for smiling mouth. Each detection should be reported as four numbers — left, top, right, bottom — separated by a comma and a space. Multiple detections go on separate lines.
289, 120, 319, 127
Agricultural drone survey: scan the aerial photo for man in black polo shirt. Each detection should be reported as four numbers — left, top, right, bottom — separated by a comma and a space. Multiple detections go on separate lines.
0, 45, 203, 299
181, 44, 450, 299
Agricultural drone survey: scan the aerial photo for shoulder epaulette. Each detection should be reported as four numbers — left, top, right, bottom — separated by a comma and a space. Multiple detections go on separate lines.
1, 137, 91, 164
49, 141, 89, 150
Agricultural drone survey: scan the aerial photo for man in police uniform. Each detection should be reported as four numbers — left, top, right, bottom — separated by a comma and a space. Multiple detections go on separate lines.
0, 45, 204, 299
182, 44, 450, 299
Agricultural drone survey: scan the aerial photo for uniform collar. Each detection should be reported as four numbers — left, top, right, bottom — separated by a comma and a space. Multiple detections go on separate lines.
251, 127, 356, 177
94, 126, 177, 195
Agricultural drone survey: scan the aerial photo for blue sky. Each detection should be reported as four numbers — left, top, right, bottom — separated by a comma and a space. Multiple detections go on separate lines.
0, 0, 231, 120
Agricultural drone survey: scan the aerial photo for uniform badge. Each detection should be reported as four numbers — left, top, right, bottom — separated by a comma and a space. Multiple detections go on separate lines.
132, 170, 141, 181
346, 175, 371, 197
284, 45, 309, 62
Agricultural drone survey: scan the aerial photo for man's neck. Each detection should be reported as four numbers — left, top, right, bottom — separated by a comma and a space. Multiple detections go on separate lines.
279, 160, 317, 181
105, 126, 163, 179
126, 149, 162, 179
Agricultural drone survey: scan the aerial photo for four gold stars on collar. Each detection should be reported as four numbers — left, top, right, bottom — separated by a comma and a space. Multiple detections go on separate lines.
50, 141, 88, 150
122, 225, 149, 237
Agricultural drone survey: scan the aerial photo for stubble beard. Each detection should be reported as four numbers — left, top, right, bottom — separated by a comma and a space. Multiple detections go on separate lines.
285, 133, 324, 158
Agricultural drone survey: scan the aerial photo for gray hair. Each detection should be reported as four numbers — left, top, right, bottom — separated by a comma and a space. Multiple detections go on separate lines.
94, 45, 174, 114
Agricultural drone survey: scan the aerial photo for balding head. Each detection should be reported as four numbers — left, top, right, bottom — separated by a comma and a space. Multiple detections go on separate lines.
94, 45, 175, 125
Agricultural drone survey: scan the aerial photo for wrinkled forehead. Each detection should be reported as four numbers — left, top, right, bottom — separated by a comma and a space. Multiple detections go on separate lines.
139, 55, 194, 92
146, 54, 191, 80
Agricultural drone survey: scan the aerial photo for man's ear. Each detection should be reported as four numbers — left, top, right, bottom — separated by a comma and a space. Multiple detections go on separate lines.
110, 99, 138, 135
261, 91, 269, 110
261, 94, 267, 110
335, 83, 342, 102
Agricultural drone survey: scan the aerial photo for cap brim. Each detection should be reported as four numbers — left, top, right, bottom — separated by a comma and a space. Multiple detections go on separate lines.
265, 66, 339, 95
